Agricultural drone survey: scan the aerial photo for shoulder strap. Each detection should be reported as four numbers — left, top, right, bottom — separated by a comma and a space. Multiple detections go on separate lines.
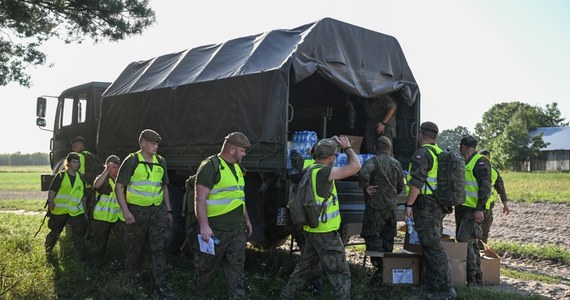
423, 147, 438, 194
208, 155, 221, 184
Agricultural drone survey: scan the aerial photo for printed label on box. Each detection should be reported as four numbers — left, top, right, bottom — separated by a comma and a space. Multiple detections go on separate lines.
392, 268, 413, 284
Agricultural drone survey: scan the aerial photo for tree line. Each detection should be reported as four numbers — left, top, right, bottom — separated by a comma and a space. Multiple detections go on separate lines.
437, 102, 567, 170
0, 152, 49, 165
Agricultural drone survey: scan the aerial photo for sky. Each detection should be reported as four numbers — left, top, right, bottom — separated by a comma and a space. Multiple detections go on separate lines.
1, 0, 569, 154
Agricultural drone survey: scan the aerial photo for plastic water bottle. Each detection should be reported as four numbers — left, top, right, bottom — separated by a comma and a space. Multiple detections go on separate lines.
405, 217, 420, 245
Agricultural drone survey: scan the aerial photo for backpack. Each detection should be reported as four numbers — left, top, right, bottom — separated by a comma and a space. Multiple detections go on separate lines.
180, 155, 221, 256
425, 148, 466, 207
287, 165, 333, 228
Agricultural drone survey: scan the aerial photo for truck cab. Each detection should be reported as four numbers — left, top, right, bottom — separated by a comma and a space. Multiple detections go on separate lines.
36, 82, 110, 190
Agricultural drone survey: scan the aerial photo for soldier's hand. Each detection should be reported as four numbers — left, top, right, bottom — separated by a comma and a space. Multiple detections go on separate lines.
365, 185, 378, 196
200, 225, 214, 242
376, 122, 386, 134
245, 219, 253, 237
48, 201, 55, 211
334, 135, 351, 150
503, 204, 510, 216
167, 212, 173, 225
474, 210, 484, 223
124, 210, 135, 224
404, 207, 413, 219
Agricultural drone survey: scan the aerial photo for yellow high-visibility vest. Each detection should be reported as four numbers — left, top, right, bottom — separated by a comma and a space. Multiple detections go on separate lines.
304, 165, 341, 233
406, 144, 441, 195
464, 153, 485, 208
206, 156, 245, 217
126, 152, 165, 206
52, 171, 85, 216
93, 178, 125, 222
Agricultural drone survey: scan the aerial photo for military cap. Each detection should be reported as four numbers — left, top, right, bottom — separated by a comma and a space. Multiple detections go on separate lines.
225, 132, 251, 148
139, 129, 161, 143
70, 136, 87, 145
419, 121, 439, 134
66, 152, 80, 162
460, 135, 478, 148
313, 137, 339, 157
376, 136, 392, 148
105, 155, 121, 165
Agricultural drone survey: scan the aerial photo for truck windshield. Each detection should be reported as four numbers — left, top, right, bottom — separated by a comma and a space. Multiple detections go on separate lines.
59, 93, 87, 128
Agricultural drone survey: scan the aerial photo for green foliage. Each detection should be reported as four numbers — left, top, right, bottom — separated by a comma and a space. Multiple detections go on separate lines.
474, 101, 567, 169
0, 172, 44, 191
502, 266, 568, 285
0, 0, 156, 87
437, 126, 472, 152
0, 152, 49, 166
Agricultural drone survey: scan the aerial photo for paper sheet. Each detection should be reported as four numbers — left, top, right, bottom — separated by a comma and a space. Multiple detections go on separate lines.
197, 234, 215, 255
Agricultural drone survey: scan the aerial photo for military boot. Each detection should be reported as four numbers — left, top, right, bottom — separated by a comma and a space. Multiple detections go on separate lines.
425, 287, 457, 300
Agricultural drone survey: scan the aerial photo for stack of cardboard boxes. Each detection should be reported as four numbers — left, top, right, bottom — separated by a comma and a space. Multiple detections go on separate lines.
365, 223, 500, 286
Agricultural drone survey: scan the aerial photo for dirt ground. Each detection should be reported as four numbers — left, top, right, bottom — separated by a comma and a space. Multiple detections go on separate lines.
2, 192, 570, 299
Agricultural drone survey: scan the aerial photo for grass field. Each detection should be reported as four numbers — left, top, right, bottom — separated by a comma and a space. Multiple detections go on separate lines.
0, 166, 566, 299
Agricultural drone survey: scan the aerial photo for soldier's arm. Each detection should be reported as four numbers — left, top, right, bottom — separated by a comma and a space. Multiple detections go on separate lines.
330, 136, 361, 180
195, 184, 213, 242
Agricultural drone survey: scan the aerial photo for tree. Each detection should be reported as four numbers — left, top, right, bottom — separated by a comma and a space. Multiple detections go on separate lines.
475, 101, 567, 169
0, 0, 155, 87
437, 126, 472, 153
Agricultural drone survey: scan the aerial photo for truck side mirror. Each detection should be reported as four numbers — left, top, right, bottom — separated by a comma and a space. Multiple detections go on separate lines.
37, 97, 47, 118
36, 117, 46, 127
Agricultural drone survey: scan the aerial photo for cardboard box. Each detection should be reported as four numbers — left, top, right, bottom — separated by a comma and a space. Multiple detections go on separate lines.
448, 259, 467, 287
342, 135, 363, 154
402, 226, 459, 254
365, 250, 421, 285
480, 245, 501, 285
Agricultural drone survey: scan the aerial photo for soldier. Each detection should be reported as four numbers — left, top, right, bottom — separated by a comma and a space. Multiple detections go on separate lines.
90, 155, 125, 267
478, 149, 510, 248
358, 136, 404, 279
115, 129, 175, 299
362, 94, 398, 154
187, 132, 253, 300
279, 136, 361, 300
404, 122, 457, 300
458, 135, 492, 287
45, 152, 88, 260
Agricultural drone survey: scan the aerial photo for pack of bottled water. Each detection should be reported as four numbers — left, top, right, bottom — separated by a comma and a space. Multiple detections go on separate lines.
290, 131, 317, 159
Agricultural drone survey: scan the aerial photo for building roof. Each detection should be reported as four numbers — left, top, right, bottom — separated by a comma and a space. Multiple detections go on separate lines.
529, 126, 570, 151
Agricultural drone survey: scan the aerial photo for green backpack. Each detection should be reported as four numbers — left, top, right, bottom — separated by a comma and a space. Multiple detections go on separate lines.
426, 148, 466, 207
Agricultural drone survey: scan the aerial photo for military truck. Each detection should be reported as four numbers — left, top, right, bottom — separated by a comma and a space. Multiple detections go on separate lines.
36, 18, 420, 247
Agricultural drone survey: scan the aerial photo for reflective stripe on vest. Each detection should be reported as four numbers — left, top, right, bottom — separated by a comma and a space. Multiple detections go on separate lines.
304, 165, 341, 233
126, 152, 165, 206
485, 164, 499, 209
303, 159, 315, 169
406, 144, 441, 195
52, 171, 85, 216
464, 153, 485, 208
93, 178, 125, 222
206, 156, 245, 217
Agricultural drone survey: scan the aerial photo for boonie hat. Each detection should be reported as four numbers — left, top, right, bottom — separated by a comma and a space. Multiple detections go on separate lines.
225, 132, 251, 148
460, 135, 478, 148
419, 121, 439, 134
70, 136, 87, 145
105, 155, 121, 165
313, 137, 339, 157
140, 129, 161, 143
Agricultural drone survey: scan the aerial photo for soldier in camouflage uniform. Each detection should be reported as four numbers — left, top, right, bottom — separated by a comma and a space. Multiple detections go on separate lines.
45, 152, 88, 260
404, 122, 457, 300
90, 155, 125, 267
362, 94, 397, 153
187, 132, 253, 300
478, 149, 510, 248
457, 136, 492, 287
279, 136, 361, 300
358, 136, 404, 276
115, 129, 175, 299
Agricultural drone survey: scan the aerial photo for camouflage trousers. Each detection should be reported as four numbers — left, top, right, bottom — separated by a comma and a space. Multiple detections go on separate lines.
455, 206, 482, 280
279, 230, 351, 300
412, 196, 452, 292
45, 213, 87, 259
90, 219, 125, 264
480, 205, 495, 245
361, 207, 396, 267
187, 223, 247, 300
124, 203, 171, 287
